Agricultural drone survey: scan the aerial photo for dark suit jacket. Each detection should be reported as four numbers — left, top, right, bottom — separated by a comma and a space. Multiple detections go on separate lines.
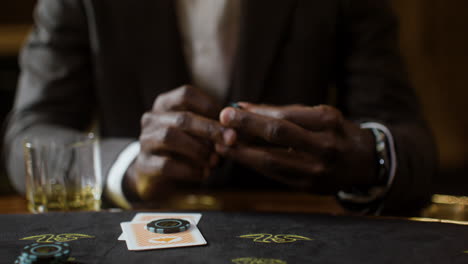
2, 0, 437, 213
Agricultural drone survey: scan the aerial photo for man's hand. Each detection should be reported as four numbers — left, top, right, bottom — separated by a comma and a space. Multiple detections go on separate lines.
125, 85, 235, 202
217, 103, 377, 193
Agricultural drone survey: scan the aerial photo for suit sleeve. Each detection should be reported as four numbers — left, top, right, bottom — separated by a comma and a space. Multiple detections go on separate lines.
336, 0, 437, 214
2, 0, 134, 196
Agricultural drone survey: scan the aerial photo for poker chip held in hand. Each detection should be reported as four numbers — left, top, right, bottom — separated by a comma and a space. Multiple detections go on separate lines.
146, 218, 191, 234
16, 242, 71, 264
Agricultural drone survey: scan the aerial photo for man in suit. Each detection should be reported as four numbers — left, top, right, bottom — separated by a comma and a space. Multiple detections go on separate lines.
2, 0, 437, 214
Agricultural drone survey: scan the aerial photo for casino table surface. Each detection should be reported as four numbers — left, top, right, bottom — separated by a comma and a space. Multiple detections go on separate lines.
1, 211, 467, 264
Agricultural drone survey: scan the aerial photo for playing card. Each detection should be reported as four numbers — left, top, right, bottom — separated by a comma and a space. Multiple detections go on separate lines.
118, 213, 202, 240
120, 221, 207, 251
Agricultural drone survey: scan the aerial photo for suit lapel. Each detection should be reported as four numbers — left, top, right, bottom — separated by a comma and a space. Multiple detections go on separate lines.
136, 0, 190, 109
229, 0, 297, 102
134, 0, 296, 106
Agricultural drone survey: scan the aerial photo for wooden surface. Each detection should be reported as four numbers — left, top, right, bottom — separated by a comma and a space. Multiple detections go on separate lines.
0, 24, 30, 56
2, 193, 467, 224
0, 195, 28, 214
0, 192, 346, 215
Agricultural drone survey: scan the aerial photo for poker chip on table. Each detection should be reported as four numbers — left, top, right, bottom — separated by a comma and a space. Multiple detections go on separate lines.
146, 218, 191, 234
17, 242, 71, 264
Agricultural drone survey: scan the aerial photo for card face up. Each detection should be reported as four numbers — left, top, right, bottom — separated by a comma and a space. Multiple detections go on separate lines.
118, 213, 202, 241
118, 213, 206, 251
120, 221, 206, 251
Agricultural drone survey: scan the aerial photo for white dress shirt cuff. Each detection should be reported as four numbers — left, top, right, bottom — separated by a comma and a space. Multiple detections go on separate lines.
105, 141, 140, 209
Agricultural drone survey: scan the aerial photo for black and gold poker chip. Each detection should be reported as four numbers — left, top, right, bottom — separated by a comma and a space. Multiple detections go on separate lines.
146, 218, 191, 234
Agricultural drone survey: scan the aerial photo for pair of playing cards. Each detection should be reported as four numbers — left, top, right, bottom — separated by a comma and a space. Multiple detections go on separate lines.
119, 213, 207, 251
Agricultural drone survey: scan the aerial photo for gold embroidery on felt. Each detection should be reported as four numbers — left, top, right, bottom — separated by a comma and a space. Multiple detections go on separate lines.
20, 233, 94, 243
231, 257, 287, 264
239, 234, 312, 243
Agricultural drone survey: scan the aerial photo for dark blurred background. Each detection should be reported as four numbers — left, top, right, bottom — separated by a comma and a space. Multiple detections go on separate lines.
0, 1, 467, 195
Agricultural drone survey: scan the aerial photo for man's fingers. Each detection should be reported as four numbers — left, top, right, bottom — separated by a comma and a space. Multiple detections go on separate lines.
142, 111, 236, 145
153, 85, 221, 119
217, 144, 326, 189
139, 127, 211, 166
239, 103, 343, 131
220, 107, 329, 152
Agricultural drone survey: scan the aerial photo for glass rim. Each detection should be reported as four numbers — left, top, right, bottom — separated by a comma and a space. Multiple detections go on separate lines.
23, 132, 98, 149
